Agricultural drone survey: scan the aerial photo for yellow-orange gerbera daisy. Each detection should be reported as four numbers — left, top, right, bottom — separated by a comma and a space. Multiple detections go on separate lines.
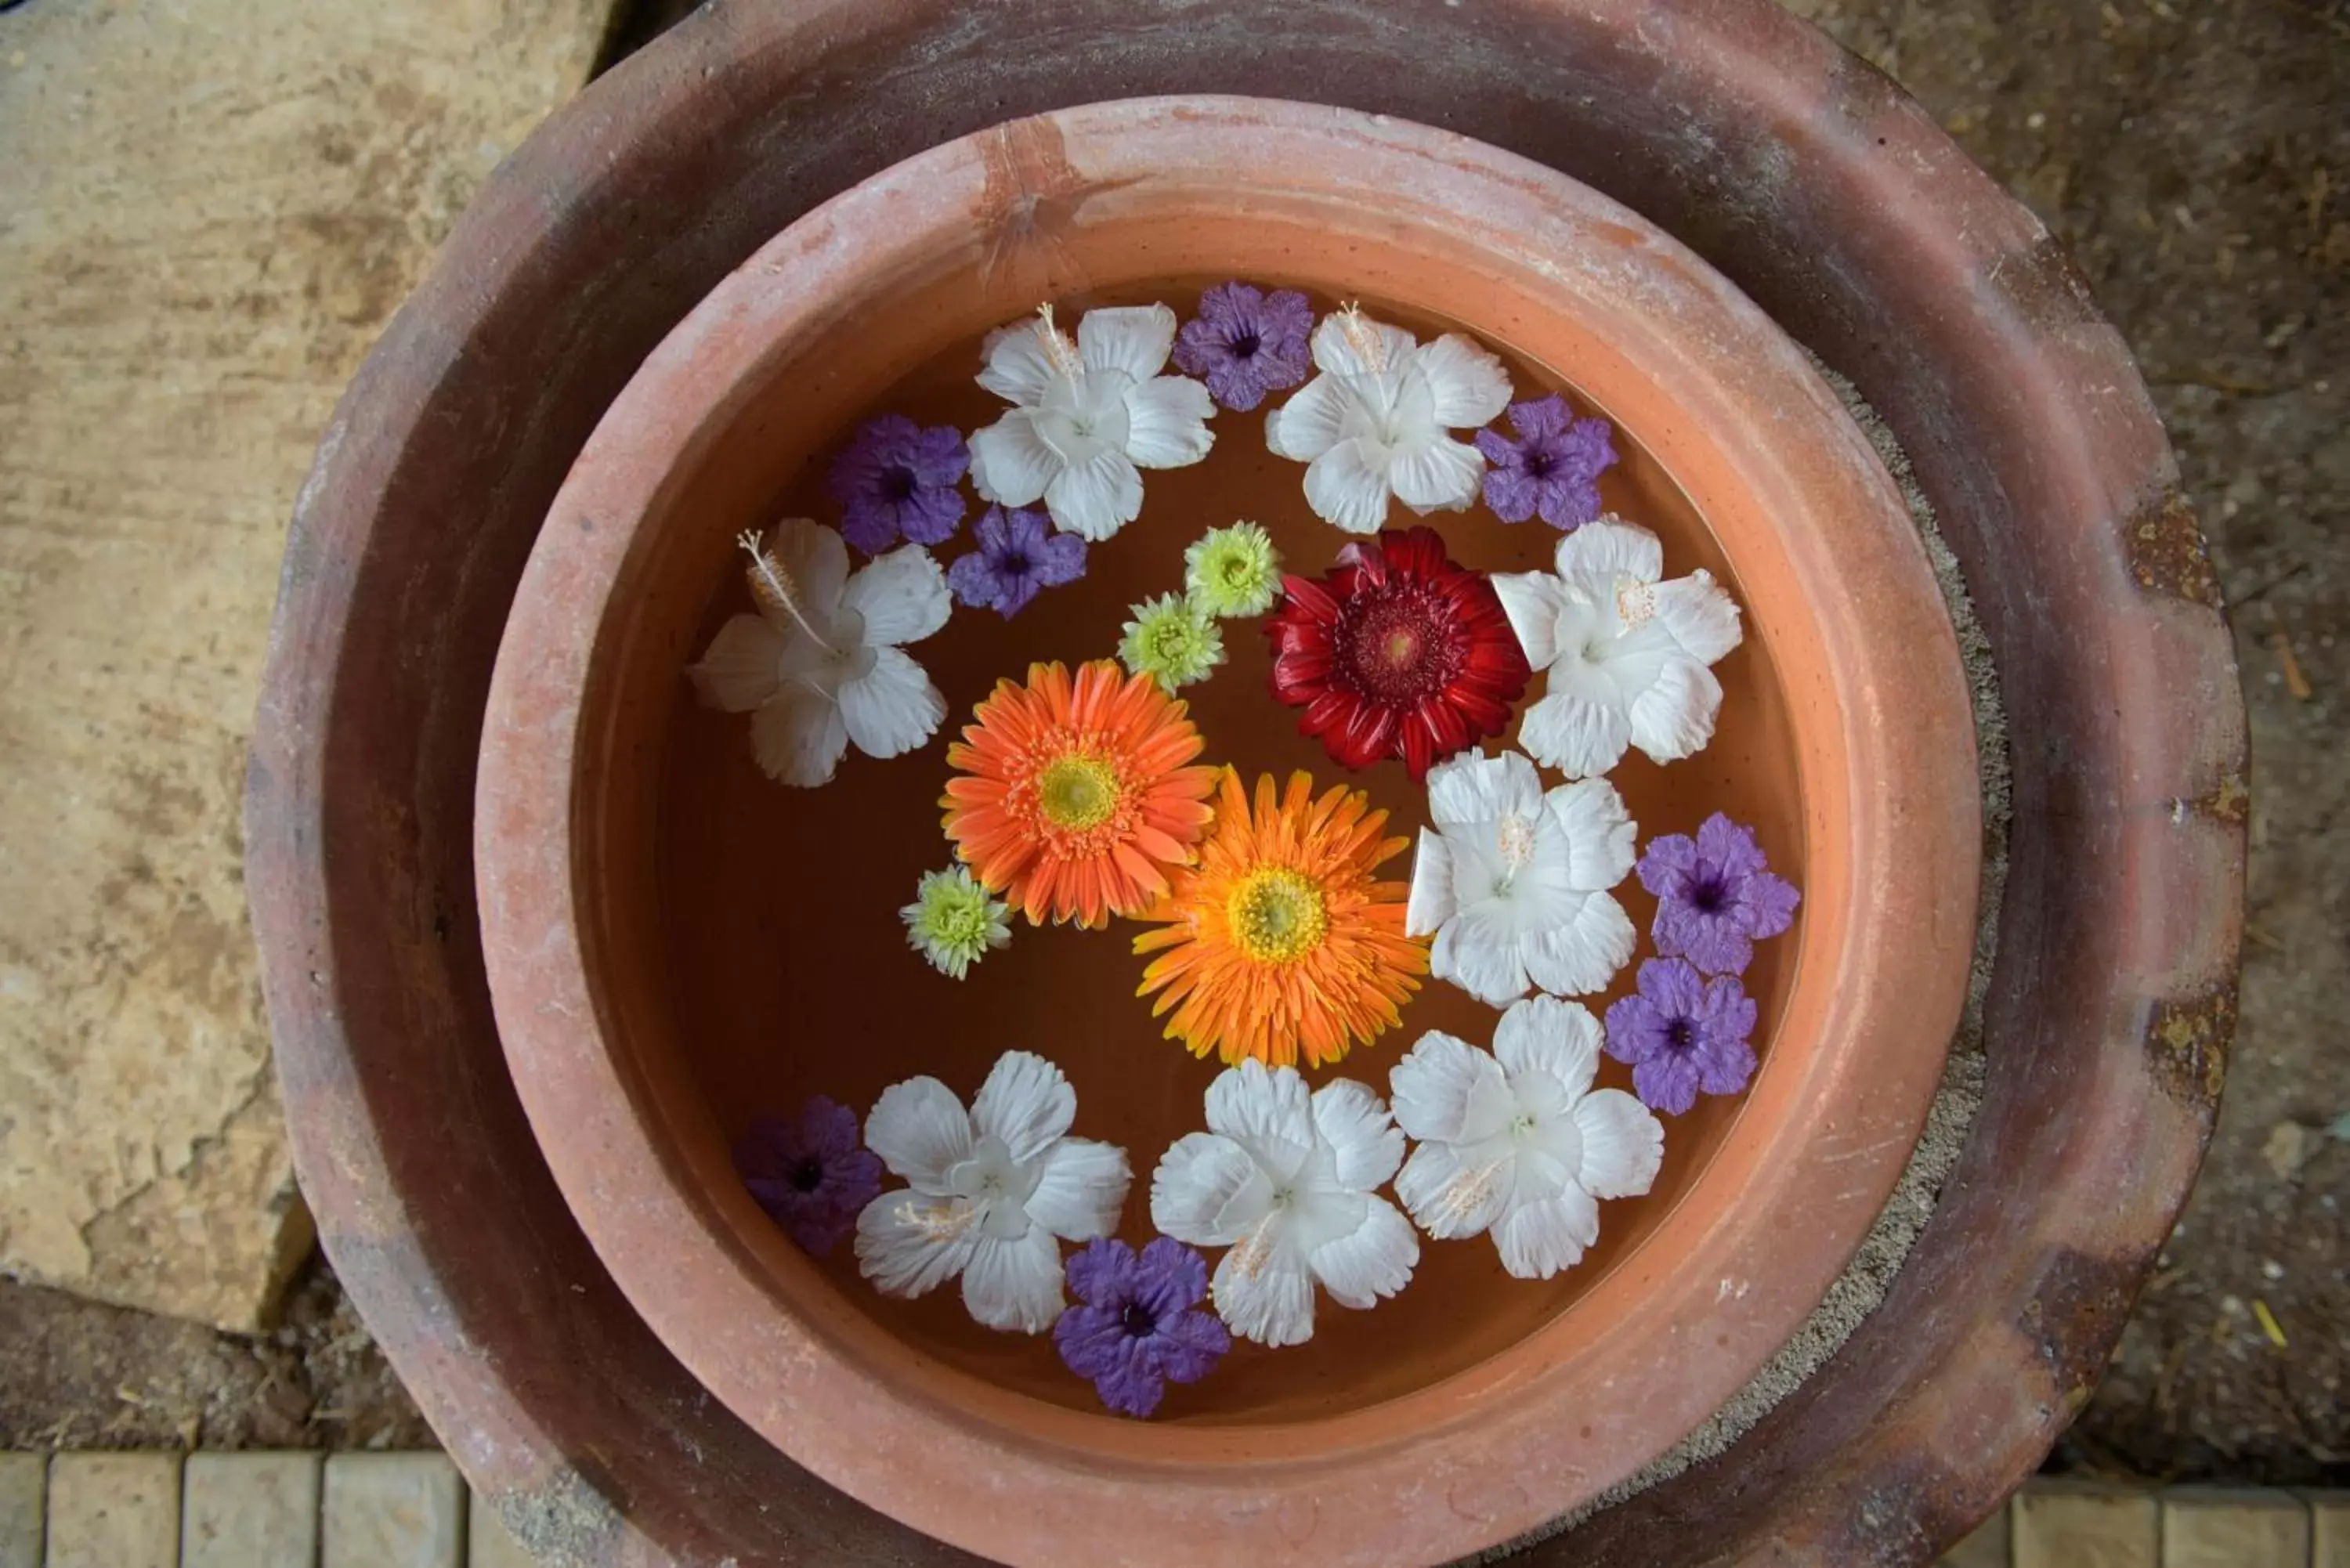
942, 660, 1219, 928
1133, 770, 1428, 1068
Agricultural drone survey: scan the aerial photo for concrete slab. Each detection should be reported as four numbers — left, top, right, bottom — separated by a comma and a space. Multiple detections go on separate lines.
0, 1454, 44, 1568
42, 1452, 179, 1568
1943, 1501, 2013, 1567
2308, 1491, 2350, 1568
2161, 1487, 2310, 1568
181, 1451, 320, 1568
322, 1453, 463, 1568
2013, 1481, 2157, 1568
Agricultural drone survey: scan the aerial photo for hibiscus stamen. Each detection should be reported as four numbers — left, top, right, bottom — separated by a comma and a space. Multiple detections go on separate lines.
898, 1194, 982, 1246
1034, 302, 1084, 382
737, 529, 839, 653
1336, 300, 1390, 374
1614, 576, 1658, 628
1494, 813, 1538, 888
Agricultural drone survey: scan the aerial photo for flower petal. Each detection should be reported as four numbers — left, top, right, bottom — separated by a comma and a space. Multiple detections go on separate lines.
1151, 1133, 1276, 1247
1654, 569, 1744, 664
865, 1076, 974, 1189
689, 614, 786, 712
855, 1187, 977, 1297
770, 517, 851, 616
1044, 447, 1144, 541
837, 645, 946, 760
1394, 1139, 1513, 1240
1491, 571, 1572, 669
962, 1224, 1065, 1333
1386, 435, 1484, 513
1491, 995, 1603, 1099
1024, 1136, 1131, 1241
1413, 334, 1513, 428
970, 1050, 1076, 1164
1388, 1031, 1515, 1144
1308, 1197, 1419, 1310
1404, 827, 1458, 937
1264, 372, 1349, 461
1211, 1230, 1317, 1347
1204, 1060, 1316, 1183
968, 408, 1059, 507
750, 685, 848, 788
1492, 1183, 1600, 1280
1574, 1089, 1665, 1199
1430, 905, 1531, 1007
1542, 778, 1637, 891
1302, 442, 1392, 534
1517, 891, 1637, 996
1123, 374, 1216, 468
1078, 303, 1179, 382
1425, 748, 1543, 828
842, 545, 951, 647
1311, 1078, 1406, 1193
1553, 517, 1664, 594
1310, 311, 1416, 378
1627, 658, 1725, 764
978, 319, 1060, 406
1517, 689, 1632, 779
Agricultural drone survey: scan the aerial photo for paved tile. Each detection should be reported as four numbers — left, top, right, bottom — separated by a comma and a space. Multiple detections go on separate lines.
2162, 1487, 2311, 1567
323, 1453, 465, 1568
2013, 1481, 2158, 1568
182, 1451, 322, 1568
1942, 1500, 2013, 1566
2301, 1490, 2349, 1568
42, 1452, 180, 1568
468, 1492, 540, 1567
0, 1455, 45, 1568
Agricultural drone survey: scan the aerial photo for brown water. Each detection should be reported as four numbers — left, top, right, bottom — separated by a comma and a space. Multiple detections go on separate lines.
653, 284, 1803, 1425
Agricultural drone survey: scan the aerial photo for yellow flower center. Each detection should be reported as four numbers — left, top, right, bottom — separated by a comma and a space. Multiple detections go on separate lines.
1037, 753, 1121, 829
1227, 867, 1330, 964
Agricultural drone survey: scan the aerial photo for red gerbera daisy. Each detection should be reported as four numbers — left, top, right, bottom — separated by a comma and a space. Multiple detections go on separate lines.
1266, 527, 1531, 780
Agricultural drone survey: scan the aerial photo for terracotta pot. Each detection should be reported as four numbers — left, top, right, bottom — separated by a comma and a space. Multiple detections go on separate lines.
472, 97, 1976, 1568
246, 3, 2242, 1564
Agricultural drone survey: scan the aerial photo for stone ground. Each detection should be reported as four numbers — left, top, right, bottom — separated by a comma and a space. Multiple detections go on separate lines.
0, 0, 2343, 1497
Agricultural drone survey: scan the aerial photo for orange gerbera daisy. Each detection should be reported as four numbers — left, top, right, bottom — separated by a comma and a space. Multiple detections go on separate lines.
1133, 770, 1428, 1068
942, 660, 1219, 928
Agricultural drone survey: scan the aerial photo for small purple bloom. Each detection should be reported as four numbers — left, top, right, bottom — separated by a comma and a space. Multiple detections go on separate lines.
1172, 281, 1314, 413
1473, 394, 1618, 530
734, 1097, 883, 1255
1603, 958, 1759, 1116
945, 504, 1086, 618
827, 414, 970, 554
1637, 813, 1802, 977
1053, 1237, 1230, 1418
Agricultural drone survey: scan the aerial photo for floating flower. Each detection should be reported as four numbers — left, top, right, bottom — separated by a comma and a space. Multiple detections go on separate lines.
736, 1097, 884, 1255
1184, 520, 1282, 619
1171, 282, 1314, 413
1389, 996, 1663, 1279
1150, 1059, 1418, 1347
689, 521, 950, 789
1491, 517, 1744, 779
1473, 393, 1617, 532
1264, 305, 1512, 534
946, 503, 1086, 619
968, 304, 1215, 542
1133, 771, 1425, 1068
900, 865, 1012, 980
1638, 813, 1801, 977
1405, 749, 1636, 1006
1053, 1237, 1231, 1418
1119, 593, 1226, 693
826, 414, 971, 555
1603, 957, 1759, 1115
1266, 527, 1530, 781
855, 1051, 1131, 1332
942, 660, 1219, 929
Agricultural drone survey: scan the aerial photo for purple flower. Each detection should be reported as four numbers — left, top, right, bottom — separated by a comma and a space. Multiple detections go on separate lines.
734, 1097, 883, 1255
945, 504, 1086, 617
1473, 394, 1618, 530
1171, 282, 1314, 412
1603, 958, 1758, 1116
1636, 814, 1802, 976
827, 414, 970, 554
1053, 1237, 1230, 1418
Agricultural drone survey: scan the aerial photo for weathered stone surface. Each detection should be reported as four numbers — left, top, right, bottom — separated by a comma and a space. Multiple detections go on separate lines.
1941, 1501, 2012, 1567
0, 0, 609, 1329
468, 1490, 540, 1568
0, 1454, 43, 1568
42, 1453, 179, 1568
2013, 1483, 2158, 1568
181, 1451, 321, 1568
2160, 1488, 2312, 1568
323, 1454, 464, 1568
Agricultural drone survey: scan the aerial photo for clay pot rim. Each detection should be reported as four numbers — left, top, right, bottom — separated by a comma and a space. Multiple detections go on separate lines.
475, 96, 1978, 1567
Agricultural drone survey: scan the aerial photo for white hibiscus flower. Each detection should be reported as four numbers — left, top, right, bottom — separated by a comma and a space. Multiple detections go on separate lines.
689, 519, 949, 788
1491, 516, 1744, 778
855, 1051, 1131, 1333
1390, 996, 1664, 1279
967, 303, 1215, 542
1405, 748, 1636, 1006
1263, 305, 1512, 534
1149, 1059, 1419, 1348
